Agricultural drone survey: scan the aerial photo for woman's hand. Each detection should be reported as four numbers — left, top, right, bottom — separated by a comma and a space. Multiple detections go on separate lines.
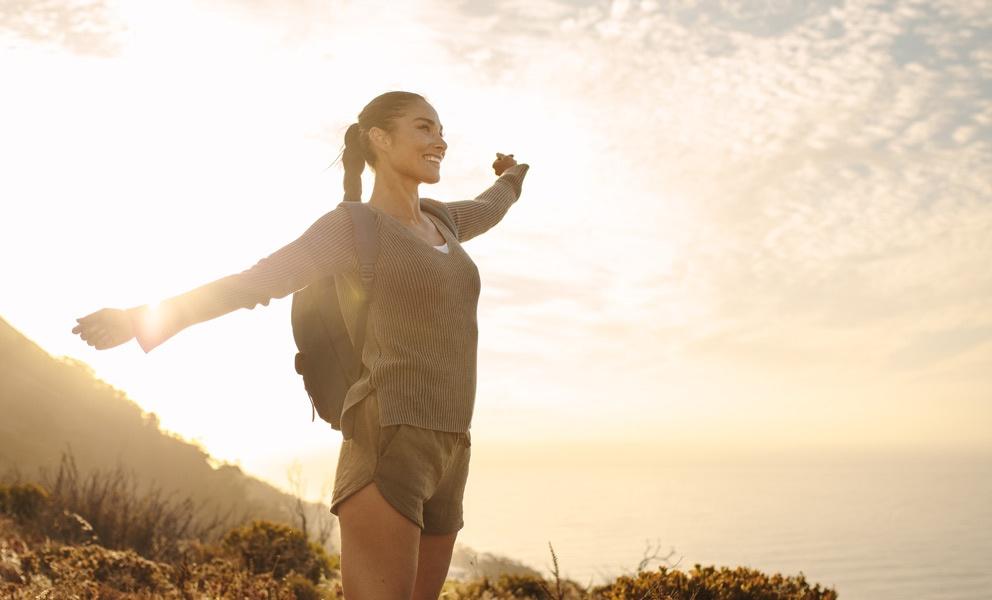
72, 308, 136, 350
493, 152, 518, 176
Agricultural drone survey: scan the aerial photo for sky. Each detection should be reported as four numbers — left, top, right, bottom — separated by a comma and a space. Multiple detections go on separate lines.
1, 0, 990, 499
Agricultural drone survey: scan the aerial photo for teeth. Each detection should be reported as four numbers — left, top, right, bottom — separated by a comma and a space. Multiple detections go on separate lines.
424, 155, 441, 164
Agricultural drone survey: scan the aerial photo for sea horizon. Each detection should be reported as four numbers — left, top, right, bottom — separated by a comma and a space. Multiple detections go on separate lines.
434, 444, 990, 600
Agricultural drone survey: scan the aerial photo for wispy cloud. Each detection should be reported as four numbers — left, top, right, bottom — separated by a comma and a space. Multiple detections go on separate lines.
2, 0, 988, 452
0, 0, 122, 55
421, 0, 992, 364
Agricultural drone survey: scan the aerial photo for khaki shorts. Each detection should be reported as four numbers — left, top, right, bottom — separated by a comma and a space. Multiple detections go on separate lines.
329, 392, 472, 535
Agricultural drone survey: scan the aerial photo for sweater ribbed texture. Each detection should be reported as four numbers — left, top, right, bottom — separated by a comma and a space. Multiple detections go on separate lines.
130, 164, 530, 438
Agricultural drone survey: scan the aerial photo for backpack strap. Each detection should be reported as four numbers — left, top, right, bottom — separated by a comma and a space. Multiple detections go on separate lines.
420, 198, 458, 239
340, 201, 378, 380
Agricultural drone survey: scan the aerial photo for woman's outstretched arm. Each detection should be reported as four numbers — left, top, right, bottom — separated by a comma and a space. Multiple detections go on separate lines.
444, 154, 530, 243
73, 205, 357, 353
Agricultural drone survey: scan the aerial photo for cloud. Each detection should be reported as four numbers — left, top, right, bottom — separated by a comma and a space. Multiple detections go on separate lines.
3, 0, 988, 451
888, 325, 992, 371
401, 0, 992, 383
0, 0, 122, 55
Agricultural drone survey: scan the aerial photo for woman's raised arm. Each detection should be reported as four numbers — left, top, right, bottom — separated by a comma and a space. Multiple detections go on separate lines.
443, 156, 530, 243
73, 205, 357, 353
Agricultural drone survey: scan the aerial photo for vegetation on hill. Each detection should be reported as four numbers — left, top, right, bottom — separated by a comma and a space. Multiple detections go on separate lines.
0, 479, 838, 599
0, 316, 838, 598
0, 316, 336, 550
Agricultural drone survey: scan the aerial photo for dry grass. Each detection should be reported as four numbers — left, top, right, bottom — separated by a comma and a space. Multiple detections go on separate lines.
1, 458, 837, 600
7, 451, 243, 563
1, 512, 838, 600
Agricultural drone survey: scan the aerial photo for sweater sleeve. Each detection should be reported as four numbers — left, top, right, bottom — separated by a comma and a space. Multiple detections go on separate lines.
128, 204, 358, 353
443, 163, 530, 243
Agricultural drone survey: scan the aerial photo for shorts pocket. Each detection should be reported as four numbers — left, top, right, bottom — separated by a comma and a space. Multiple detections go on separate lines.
377, 424, 402, 458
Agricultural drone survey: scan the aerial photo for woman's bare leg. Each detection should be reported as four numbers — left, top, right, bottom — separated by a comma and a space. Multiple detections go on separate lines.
412, 530, 458, 600
337, 481, 421, 600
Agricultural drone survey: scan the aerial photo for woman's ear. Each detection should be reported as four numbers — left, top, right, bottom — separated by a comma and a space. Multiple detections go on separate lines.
368, 126, 391, 154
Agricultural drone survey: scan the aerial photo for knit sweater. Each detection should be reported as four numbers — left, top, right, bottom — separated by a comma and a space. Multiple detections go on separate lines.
128, 163, 530, 439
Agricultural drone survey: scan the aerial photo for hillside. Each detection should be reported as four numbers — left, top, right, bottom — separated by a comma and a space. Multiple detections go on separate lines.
0, 317, 840, 598
0, 316, 541, 580
0, 316, 330, 544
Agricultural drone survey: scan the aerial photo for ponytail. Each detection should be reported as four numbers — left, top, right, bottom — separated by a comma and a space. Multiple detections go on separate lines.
342, 123, 366, 202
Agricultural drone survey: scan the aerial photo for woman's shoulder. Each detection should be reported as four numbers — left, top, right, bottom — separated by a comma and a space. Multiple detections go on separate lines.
418, 197, 449, 213
312, 201, 363, 227
296, 202, 363, 252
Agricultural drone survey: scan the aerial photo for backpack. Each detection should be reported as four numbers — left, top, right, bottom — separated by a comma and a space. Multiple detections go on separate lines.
290, 198, 458, 430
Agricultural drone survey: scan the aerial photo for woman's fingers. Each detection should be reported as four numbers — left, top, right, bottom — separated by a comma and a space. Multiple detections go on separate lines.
72, 308, 134, 350
74, 323, 102, 338
85, 330, 114, 349
77, 310, 102, 323
493, 152, 518, 175
78, 308, 116, 325
73, 309, 114, 344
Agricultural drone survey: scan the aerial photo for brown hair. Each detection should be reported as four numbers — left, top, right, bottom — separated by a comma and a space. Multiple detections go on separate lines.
336, 91, 427, 202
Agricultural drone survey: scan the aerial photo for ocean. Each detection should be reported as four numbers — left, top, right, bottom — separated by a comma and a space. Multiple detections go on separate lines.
456, 448, 991, 600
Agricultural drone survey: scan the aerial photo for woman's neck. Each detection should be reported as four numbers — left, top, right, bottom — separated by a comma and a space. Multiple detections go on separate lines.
368, 170, 423, 224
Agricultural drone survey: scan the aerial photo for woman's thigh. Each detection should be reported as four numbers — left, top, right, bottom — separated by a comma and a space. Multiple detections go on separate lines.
332, 394, 420, 598
336, 480, 420, 600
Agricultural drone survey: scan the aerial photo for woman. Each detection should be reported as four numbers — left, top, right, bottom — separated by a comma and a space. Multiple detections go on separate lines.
71, 90, 530, 599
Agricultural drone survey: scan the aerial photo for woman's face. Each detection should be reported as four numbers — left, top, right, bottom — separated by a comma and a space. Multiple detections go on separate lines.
373, 99, 447, 184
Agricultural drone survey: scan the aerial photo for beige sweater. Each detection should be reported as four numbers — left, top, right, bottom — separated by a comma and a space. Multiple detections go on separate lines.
129, 163, 530, 439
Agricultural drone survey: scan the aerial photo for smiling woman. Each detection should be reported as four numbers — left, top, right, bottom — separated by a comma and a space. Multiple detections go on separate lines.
71, 89, 531, 600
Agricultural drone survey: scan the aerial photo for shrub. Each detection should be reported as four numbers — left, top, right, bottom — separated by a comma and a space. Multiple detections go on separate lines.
446, 573, 587, 600
592, 564, 838, 600
286, 572, 322, 600
40, 452, 233, 562
221, 519, 334, 584
0, 483, 49, 523
20, 544, 176, 595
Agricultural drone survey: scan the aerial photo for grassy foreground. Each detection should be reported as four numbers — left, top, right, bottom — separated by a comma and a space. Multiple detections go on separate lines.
1, 480, 838, 600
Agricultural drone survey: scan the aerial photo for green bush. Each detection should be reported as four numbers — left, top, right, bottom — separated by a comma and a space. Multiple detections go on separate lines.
221, 519, 333, 584
9, 534, 315, 599
286, 572, 322, 600
592, 564, 838, 600
20, 544, 176, 595
0, 483, 49, 523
